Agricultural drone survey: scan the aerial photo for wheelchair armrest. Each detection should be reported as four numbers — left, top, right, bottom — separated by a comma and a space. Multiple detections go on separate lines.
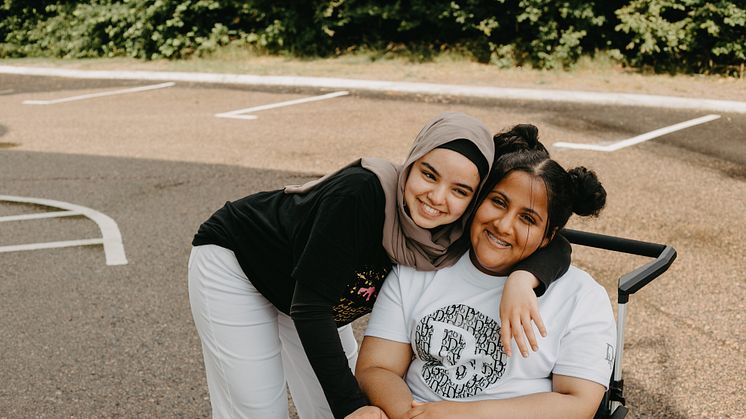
618, 245, 676, 297
561, 229, 677, 303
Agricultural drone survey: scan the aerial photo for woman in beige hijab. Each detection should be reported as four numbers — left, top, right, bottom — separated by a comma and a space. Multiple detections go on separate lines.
188, 113, 569, 419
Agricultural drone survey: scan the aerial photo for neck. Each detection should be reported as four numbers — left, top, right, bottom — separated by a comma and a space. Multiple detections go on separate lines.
468, 249, 509, 276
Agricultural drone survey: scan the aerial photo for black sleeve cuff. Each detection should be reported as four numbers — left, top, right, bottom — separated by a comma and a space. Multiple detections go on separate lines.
511, 234, 572, 297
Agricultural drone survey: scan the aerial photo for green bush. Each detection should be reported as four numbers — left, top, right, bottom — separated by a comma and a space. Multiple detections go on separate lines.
1, 0, 268, 59
0, 0, 743, 74
615, 0, 746, 74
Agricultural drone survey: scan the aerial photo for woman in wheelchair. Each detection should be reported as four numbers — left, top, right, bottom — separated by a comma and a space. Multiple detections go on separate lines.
356, 142, 615, 419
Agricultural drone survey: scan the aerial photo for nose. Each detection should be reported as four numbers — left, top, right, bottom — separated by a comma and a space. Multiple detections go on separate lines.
428, 186, 447, 206
493, 213, 513, 235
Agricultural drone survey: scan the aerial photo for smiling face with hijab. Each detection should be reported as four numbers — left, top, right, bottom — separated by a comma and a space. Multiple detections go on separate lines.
376, 112, 494, 269
403, 143, 484, 229
287, 112, 494, 269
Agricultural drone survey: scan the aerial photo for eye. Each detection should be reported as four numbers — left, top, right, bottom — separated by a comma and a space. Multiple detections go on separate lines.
421, 169, 436, 181
453, 188, 470, 197
520, 214, 537, 225
491, 196, 507, 208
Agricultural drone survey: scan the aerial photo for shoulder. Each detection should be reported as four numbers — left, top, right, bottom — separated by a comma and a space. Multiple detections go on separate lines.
545, 266, 612, 308
561, 267, 615, 321
324, 166, 384, 199
334, 166, 382, 186
384, 264, 435, 293
552, 266, 603, 291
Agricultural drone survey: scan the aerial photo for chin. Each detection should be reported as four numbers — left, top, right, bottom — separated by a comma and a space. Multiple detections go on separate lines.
417, 218, 443, 229
414, 214, 452, 229
474, 250, 508, 275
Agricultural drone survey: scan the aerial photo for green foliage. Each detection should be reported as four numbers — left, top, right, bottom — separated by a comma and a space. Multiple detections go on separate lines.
0, 0, 743, 74
615, 0, 746, 73
509, 0, 609, 69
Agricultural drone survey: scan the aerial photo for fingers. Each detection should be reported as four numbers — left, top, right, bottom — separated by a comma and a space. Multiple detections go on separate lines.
522, 312, 538, 353
344, 406, 390, 419
532, 306, 548, 338
500, 321, 513, 357
511, 316, 529, 357
503, 313, 548, 358
403, 405, 424, 419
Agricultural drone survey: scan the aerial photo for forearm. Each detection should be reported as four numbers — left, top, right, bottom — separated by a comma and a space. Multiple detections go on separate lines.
357, 366, 414, 419
293, 314, 368, 418
439, 391, 597, 419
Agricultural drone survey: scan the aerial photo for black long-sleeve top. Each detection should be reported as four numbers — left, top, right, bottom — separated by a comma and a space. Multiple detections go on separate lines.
192, 166, 570, 418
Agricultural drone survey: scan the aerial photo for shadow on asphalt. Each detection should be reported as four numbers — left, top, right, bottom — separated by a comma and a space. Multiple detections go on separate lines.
1, 149, 317, 417
0, 74, 151, 95
624, 336, 689, 419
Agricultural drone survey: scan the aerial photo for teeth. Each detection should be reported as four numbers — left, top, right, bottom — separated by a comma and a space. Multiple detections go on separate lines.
421, 201, 441, 216
486, 230, 510, 247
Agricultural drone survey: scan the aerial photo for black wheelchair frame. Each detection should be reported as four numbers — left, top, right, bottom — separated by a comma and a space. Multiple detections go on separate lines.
561, 229, 678, 419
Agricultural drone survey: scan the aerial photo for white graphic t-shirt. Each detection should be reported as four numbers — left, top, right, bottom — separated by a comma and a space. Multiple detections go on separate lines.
365, 252, 616, 402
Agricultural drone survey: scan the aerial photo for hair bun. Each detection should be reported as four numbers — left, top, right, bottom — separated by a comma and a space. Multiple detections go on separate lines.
493, 124, 548, 156
568, 167, 606, 216
512, 124, 539, 147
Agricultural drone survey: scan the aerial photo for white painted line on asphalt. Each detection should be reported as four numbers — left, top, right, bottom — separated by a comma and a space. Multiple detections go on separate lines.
215, 90, 349, 120
0, 195, 127, 265
2, 65, 744, 113
0, 238, 103, 253
216, 113, 258, 120
553, 114, 721, 152
22, 81, 175, 105
0, 210, 79, 222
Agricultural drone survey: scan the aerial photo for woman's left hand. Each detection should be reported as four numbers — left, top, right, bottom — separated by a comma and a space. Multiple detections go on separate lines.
402, 400, 464, 418
344, 405, 389, 419
500, 270, 547, 358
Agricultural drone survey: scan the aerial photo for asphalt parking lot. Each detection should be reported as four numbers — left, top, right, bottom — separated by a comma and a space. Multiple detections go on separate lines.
1, 71, 745, 418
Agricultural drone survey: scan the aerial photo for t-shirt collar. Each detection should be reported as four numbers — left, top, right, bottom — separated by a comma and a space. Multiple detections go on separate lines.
453, 251, 507, 289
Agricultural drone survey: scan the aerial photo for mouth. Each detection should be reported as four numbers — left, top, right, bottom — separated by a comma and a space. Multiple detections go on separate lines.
484, 230, 511, 249
418, 199, 445, 218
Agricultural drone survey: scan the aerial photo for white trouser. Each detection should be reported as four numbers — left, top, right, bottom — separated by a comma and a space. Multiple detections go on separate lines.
188, 245, 359, 419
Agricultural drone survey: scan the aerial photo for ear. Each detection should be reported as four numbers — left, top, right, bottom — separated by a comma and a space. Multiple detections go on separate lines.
540, 227, 558, 248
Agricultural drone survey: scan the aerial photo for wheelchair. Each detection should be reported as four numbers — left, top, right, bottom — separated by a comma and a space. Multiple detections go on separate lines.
561, 229, 678, 419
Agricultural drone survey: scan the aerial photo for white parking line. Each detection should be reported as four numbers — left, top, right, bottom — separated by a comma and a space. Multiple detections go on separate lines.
553, 114, 721, 152
22, 81, 175, 105
0, 195, 127, 265
215, 90, 349, 120
0, 238, 103, 253
0, 210, 79, 222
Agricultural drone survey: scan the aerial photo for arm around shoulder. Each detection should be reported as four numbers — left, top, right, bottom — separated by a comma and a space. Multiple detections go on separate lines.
512, 234, 572, 294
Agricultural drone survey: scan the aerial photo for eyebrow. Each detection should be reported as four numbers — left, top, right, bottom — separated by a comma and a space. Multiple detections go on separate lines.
494, 191, 545, 221
422, 162, 475, 193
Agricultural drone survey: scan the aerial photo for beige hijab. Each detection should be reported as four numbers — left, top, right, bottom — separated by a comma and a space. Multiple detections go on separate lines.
285, 112, 494, 270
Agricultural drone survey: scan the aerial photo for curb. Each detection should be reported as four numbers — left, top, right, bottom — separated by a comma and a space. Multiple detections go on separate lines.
2, 64, 745, 114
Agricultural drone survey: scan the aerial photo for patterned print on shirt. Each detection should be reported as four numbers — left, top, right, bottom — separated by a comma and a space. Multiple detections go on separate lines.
332, 266, 390, 326
414, 304, 508, 398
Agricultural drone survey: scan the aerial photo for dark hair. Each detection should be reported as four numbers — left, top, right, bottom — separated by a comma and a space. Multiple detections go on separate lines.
478, 124, 606, 239
437, 138, 489, 179
493, 124, 549, 157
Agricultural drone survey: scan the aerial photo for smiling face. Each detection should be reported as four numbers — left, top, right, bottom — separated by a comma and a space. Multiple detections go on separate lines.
469, 170, 551, 276
403, 148, 481, 229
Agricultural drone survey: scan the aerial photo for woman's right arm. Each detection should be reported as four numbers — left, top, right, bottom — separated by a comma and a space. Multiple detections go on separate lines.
400, 374, 604, 419
356, 336, 416, 419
